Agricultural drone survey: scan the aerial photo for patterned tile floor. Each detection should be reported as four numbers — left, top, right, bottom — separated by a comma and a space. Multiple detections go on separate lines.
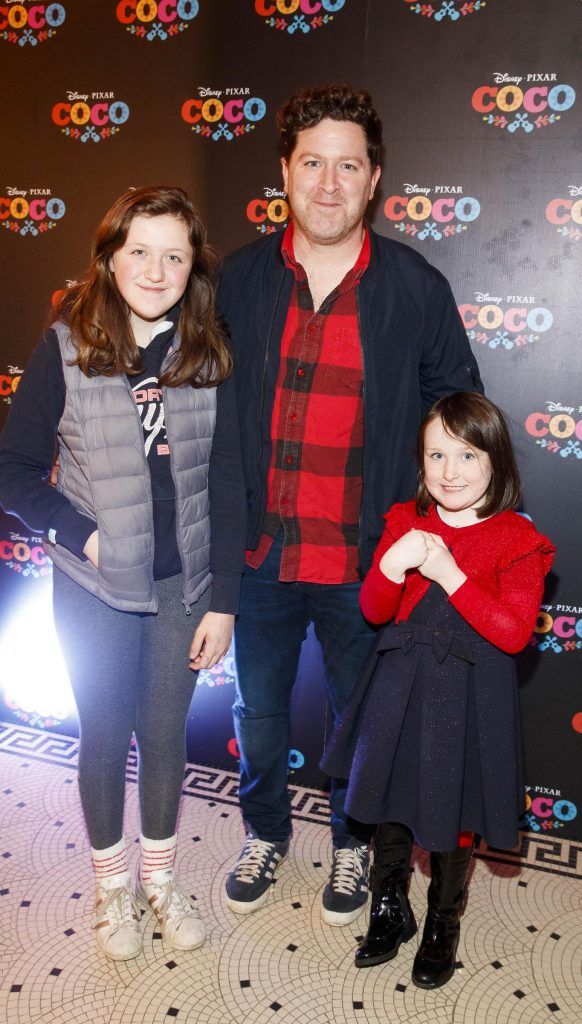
0, 721, 581, 1024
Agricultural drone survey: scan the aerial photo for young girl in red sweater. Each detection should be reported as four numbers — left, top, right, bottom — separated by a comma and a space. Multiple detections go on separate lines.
321, 392, 554, 988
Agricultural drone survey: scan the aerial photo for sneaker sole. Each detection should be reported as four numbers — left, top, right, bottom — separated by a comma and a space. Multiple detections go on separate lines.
95, 937, 143, 962
164, 933, 206, 951
225, 851, 288, 915
136, 892, 206, 950
321, 894, 369, 927
225, 886, 272, 915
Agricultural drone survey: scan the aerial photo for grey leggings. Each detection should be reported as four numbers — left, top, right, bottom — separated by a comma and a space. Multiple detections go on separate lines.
52, 567, 211, 850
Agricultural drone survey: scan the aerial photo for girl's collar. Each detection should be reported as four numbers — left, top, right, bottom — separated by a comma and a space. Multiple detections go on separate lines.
429, 502, 497, 530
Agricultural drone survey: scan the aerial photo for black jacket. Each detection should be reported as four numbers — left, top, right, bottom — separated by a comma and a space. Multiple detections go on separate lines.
218, 227, 483, 576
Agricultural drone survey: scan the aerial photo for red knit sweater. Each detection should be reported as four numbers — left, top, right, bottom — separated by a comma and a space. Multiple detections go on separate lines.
360, 502, 555, 655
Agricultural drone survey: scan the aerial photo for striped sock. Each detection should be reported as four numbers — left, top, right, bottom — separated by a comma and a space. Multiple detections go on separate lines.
91, 837, 130, 891
140, 833, 177, 884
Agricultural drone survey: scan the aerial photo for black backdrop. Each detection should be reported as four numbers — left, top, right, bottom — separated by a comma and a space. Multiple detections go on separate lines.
1, 0, 581, 842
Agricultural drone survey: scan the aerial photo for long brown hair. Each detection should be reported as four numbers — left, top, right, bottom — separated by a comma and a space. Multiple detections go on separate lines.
416, 392, 521, 518
52, 186, 231, 388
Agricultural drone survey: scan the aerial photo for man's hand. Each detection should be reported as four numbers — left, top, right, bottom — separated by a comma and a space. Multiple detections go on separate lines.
189, 612, 235, 671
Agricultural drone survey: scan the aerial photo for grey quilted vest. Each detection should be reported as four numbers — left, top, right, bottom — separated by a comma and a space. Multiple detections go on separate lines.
49, 321, 216, 613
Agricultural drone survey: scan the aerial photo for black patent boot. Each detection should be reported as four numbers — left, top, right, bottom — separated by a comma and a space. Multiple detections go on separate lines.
355, 822, 417, 969
412, 843, 473, 989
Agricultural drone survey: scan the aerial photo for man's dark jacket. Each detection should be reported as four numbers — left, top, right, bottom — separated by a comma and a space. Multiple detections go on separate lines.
218, 226, 483, 577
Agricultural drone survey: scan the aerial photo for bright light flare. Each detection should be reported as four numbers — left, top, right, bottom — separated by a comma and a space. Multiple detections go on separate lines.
0, 582, 76, 722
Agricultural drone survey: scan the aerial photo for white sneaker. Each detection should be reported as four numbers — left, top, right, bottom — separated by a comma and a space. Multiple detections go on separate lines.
93, 880, 142, 961
137, 872, 206, 951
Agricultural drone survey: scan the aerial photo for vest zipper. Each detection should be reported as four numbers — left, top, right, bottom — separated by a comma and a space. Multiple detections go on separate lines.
123, 375, 157, 603
162, 385, 192, 614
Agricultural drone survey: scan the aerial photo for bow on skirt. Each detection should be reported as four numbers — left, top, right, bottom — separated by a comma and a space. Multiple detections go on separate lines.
375, 624, 476, 665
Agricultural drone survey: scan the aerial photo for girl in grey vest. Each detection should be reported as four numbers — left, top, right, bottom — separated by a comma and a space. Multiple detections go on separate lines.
0, 187, 246, 961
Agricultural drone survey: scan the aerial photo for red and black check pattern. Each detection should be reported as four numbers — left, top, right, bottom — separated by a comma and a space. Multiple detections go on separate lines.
247, 225, 369, 583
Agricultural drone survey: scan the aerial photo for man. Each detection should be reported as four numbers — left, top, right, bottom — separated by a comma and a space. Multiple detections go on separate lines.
218, 84, 483, 925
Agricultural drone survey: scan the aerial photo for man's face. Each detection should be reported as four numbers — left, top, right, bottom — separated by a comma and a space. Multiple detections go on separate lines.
281, 118, 381, 247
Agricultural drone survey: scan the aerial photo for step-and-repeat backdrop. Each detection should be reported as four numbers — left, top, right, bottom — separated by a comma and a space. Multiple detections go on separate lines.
1, 0, 581, 841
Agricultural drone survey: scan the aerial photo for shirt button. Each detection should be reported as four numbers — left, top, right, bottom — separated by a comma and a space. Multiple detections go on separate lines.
290, 412, 298, 422
297, 368, 304, 377
285, 455, 293, 465
307, 325, 316, 333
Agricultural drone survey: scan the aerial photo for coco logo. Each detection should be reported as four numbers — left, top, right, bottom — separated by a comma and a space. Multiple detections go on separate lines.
0, 2, 65, 45
520, 789, 578, 833
459, 292, 553, 352
0, 187, 66, 237
546, 185, 582, 243
384, 184, 480, 241
181, 88, 267, 142
0, 363, 22, 404
404, 1, 486, 22
197, 649, 237, 687
255, 0, 346, 35
472, 73, 576, 133
0, 531, 52, 579
525, 402, 582, 462
116, 0, 199, 40
246, 188, 289, 234
533, 604, 582, 654
52, 91, 130, 143
227, 737, 305, 770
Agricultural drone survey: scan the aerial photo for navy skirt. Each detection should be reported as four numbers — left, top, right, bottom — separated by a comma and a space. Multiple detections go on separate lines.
321, 586, 524, 852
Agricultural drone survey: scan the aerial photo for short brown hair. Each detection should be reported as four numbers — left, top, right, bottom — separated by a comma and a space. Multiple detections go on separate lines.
276, 83, 382, 168
415, 392, 522, 518
53, 186, 231, 389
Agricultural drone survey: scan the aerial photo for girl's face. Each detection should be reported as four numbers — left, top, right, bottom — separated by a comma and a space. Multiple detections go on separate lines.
109, 214, 193, 341
423, 415, 493, 519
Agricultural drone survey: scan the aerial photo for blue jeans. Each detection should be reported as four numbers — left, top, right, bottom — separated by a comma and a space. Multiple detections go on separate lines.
233, 532, 376, 846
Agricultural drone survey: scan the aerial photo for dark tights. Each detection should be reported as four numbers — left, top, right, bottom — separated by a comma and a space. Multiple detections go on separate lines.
53, 568, 211, 849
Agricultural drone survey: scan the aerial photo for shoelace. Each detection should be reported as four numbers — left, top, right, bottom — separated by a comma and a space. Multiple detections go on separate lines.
331, 847, 367, 895
94, 886, 140, 933
233, 838, 277, 884
148, 879, 198, 928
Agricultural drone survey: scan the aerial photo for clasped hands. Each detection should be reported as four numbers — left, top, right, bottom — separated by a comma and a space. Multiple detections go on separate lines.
379, 529, 467, 595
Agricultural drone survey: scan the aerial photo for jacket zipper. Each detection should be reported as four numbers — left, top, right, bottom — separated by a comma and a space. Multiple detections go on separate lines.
256, 263, 287, 539
122, 374, 157, 603
163, 389, 193, 613
355, 286, 366, 580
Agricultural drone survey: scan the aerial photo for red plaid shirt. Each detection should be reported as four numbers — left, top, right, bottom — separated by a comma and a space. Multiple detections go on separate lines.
247, 224, 369, 583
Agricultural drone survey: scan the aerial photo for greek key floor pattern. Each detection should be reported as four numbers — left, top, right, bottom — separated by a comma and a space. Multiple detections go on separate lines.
0, 722, 581, 1024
